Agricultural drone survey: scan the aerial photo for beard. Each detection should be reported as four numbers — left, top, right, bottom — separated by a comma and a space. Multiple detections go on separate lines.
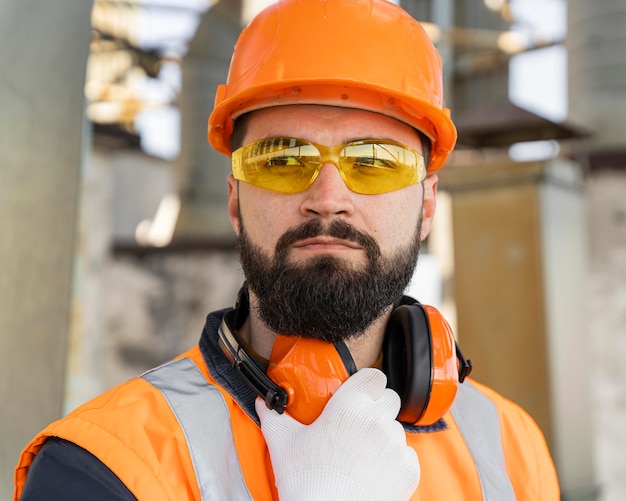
238, 216, 423, 343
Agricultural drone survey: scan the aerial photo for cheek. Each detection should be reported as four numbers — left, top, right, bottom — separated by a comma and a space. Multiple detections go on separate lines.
238, 188, 297, 249
239, 203, 272, 245
365, 192, 421, 243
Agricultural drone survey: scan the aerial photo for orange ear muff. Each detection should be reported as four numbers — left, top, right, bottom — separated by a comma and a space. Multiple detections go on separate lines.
267, 336, 357, 425
219, 286, 471, 426
266, 302, 469, 426
383, 302, 460, 426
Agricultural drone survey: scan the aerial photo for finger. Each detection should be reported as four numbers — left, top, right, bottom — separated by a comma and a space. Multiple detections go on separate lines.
374, 387, 403, 421
336, 367, 388, 401
255, 398, 302, 438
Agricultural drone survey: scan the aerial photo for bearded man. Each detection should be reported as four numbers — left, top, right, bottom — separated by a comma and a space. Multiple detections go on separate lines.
15, 1, 559, 500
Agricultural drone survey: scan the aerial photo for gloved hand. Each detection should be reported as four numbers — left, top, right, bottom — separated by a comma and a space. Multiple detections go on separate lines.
255, 368, 420, 501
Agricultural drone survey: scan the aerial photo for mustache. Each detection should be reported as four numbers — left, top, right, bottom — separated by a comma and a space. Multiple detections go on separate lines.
274, 219, 381, 261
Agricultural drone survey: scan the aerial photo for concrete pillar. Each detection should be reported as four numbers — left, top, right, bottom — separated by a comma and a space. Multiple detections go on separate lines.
568, 2, 626, 499
440, 157, 595, 500
172, 0, 243, 243
568, 0, 626, 147
585, 169, 626, 501
0, 0, 92, 497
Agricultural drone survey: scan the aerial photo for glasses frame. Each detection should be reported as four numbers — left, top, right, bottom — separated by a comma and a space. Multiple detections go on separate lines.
231, 136, 426, 195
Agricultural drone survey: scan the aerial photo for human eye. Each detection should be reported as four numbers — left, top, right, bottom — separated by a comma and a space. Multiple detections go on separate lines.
246, 139, 301, 170
347, 143, 401, 172
264, 154, 304, 168
352, 155, 396, 170
245, 138, 317, 177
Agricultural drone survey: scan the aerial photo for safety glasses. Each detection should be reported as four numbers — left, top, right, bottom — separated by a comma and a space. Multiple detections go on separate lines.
231, 137, 426, 195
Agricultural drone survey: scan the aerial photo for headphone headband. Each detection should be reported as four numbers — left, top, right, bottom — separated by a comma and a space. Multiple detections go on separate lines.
218, 310, 289, 413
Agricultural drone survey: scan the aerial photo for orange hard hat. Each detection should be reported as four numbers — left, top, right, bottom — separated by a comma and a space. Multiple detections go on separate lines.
208, 0, 457, 173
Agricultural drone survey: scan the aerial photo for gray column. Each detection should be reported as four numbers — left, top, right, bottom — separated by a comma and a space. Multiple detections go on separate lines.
568, 1, 626, 499
0, 0, 93, 496
173, 0, 243, 243
568, 0, 626, 147
441, 157, 595, 500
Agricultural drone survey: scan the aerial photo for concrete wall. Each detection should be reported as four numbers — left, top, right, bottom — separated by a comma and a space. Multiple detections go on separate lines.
567, 1, 626, 498
67, 249, 244, 410
440, 156, 595, 499
586, 170, 626, 501
0, 1, 93, 497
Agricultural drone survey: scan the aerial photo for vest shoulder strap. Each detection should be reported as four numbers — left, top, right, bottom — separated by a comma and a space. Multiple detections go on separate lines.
142, 357, 254, 501
450, 380, 516, 501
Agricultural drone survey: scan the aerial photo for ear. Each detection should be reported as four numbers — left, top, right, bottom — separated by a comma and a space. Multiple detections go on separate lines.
227, 175, 241, 235
419, 174, 438, 241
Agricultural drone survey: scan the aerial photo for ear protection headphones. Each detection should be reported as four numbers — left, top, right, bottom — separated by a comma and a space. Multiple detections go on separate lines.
218, 285, 472, 426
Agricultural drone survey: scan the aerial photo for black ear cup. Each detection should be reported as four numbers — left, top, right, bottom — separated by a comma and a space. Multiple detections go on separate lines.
383, 302, 434, 425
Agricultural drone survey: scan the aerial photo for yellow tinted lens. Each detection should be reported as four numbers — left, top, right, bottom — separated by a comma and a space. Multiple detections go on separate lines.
340, 140, 424, 194
232, 138, 425, 195
232, 138, 321, 193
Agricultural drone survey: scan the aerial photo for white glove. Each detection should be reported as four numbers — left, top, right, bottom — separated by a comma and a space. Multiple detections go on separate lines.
255, 368, 420, 501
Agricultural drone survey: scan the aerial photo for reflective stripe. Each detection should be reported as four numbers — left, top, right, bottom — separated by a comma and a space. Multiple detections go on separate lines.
142, 358, 253, 501
451, 381, 516, 501
142, 359, 515, 500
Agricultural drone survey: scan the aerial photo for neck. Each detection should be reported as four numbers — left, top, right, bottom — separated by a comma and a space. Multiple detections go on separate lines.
344, 310, 391, 368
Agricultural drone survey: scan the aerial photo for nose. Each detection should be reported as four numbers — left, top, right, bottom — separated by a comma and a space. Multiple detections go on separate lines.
299, 163, 356, 218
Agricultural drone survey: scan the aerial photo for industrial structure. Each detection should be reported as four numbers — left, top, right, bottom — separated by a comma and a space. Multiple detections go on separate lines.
3, 0, 625, 499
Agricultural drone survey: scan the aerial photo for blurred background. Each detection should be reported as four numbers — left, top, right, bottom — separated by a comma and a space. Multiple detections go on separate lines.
1, 0, 624, 499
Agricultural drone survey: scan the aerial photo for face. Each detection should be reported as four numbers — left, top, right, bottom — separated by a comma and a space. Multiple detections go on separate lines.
227, 105, 438, 340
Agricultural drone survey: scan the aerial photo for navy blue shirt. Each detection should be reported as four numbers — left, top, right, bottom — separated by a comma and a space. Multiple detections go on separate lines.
20, 437, 136, 500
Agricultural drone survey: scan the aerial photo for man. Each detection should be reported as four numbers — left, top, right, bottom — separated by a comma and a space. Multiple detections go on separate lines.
14, 0, 560, 499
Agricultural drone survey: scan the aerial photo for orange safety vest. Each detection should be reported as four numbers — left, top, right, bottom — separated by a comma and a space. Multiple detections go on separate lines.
14, 345, 559, 500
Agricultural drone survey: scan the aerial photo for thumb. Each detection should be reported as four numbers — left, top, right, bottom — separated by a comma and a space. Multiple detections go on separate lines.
255, 398, 304, 439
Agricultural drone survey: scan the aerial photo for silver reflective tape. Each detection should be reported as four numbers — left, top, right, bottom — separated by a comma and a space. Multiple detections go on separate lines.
450, 381, 516, 501
143, 358, 253, 500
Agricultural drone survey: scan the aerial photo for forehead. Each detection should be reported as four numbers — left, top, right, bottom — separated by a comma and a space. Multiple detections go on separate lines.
242, 104, 423, 152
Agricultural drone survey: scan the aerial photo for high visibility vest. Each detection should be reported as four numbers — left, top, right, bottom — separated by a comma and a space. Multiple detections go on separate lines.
14, 345, 559, 500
